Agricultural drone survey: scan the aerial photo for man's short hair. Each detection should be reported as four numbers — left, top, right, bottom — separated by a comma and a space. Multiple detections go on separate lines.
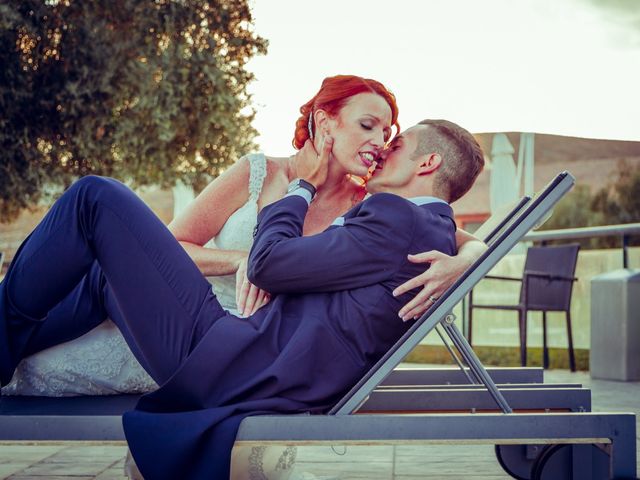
415, 119, 485, 203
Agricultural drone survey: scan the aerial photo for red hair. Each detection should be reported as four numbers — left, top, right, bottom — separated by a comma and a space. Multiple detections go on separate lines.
293, 75, 400, 150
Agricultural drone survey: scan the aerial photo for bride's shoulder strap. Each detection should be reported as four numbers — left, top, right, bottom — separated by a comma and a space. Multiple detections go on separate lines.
247, 152, 268, 202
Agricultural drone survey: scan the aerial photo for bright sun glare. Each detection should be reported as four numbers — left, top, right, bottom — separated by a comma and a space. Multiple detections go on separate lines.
245, 0, 640, 156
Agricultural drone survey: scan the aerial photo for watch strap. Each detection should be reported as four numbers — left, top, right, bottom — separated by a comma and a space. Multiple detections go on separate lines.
287, 178, 317, 202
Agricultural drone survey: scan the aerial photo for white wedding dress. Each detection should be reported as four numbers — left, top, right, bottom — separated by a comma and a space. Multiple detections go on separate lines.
1, 153, 268, 397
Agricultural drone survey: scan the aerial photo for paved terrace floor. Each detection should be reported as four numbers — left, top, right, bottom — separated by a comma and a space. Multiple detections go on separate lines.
0, 368, 638, 479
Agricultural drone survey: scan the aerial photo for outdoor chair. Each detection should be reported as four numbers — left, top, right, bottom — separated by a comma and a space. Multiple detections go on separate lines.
468, 243, 580, 371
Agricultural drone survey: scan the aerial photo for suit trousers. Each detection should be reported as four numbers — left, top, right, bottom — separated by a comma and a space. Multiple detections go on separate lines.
0, 175, 226, 386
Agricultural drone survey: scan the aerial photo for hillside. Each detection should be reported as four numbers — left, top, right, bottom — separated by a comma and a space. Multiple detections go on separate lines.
454, 133, 640, 216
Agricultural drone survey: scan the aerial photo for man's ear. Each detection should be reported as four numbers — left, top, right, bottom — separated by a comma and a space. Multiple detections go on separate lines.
416, 153, 442, 176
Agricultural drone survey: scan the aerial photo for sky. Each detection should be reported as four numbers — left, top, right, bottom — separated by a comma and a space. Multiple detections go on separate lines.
244, 0, 640, 156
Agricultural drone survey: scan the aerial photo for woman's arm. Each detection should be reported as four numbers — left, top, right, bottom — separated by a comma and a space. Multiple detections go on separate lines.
393, 229, 487, 320
168, 156, 254, 276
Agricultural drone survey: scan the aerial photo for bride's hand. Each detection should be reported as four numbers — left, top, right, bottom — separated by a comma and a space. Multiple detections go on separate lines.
236, 257, 271, 317
393, 250, 474, 321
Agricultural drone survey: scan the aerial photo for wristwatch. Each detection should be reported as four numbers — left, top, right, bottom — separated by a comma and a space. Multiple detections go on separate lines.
287, 178, 317, 201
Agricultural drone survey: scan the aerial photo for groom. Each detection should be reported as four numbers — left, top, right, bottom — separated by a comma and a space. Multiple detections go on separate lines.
0, 119, 484, 479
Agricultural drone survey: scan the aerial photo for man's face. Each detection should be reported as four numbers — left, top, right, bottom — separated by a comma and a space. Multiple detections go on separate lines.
366, 125, 427, 194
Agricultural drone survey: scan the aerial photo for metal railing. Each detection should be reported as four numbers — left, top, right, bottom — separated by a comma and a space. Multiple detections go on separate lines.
523, 223, 640, 268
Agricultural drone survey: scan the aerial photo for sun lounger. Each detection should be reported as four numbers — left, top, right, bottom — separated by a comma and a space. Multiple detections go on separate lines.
4, 172, 631, 478
0, 172, 589, 439
234, 172, 637, 479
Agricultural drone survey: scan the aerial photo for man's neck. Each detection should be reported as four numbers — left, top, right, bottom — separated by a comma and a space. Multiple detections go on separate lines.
377, 184, 439, 201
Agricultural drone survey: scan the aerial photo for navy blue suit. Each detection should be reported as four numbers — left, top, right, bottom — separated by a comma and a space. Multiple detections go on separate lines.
0, 176, 456, 479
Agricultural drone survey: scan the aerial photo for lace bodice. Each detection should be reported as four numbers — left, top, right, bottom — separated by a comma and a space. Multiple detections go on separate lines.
206, 152, 267, 312
1, 153, 268, 396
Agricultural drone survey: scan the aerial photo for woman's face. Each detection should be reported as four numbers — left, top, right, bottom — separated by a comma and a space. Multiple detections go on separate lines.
320, 92, 392, 178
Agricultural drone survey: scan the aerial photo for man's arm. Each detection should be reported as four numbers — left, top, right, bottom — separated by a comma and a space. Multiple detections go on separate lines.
247, 193, 414, 294
455, 228, 487, 256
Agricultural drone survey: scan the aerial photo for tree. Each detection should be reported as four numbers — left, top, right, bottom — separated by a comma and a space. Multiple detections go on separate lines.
590, 161, 640, 247
540, 161, 640, 248
539, 185, 604, 249
0, 0, 267, 222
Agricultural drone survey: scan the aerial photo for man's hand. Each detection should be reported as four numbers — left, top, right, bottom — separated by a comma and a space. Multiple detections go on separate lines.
236, 257, 271, 317
295, 136, 333, 190
393, 250, 474, 321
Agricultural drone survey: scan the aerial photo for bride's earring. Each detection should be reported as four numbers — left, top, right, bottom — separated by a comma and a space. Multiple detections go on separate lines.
307, 112, 314, 140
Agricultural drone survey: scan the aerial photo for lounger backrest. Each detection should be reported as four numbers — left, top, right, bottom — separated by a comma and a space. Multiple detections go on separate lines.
330, 171, 576, 415
475, 197, 531, 246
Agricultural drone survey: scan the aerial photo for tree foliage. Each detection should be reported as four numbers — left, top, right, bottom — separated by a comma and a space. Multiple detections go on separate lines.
591, 162, 640, 225
541, 161, 640, 248
0, 0, 267, 222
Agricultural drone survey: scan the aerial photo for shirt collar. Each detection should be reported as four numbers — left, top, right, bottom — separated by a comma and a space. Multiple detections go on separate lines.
407, 196, 449, 207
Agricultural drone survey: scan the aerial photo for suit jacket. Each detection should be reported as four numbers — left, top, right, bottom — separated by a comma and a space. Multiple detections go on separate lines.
124, 192, 457, 479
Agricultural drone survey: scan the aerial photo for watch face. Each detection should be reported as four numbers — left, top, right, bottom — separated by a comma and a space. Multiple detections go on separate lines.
287, 179, 300, 193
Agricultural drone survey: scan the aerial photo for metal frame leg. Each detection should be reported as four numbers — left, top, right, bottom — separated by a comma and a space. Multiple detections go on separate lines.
440, 313, 513, 414
566, 311, 576, 372
542, 311, 549, 369
519, 308, 528, 367
434, 325, 479, 385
